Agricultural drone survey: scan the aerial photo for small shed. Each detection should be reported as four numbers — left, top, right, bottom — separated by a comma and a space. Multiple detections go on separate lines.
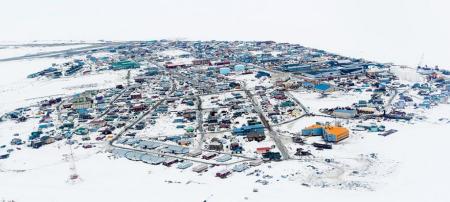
185, 126, 195, 133
163, 158, 179, 166
216, 169, 231, 178
202, 152, 217, 160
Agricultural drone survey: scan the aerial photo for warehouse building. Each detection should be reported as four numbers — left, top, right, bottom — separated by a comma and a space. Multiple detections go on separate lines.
323, 126, 350, 143
301, 124, 324, 136
232, 124, 265, 136
301, 123, 350, 143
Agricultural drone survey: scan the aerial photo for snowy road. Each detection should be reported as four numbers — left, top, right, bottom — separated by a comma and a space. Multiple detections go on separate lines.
242, 82, 290, 160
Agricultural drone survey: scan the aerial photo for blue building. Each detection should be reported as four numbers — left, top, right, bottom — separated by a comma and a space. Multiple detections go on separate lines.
301, 124, 324, 136
339, 64, 365, 75
234, 64, 246, 71
279, 63, 311, 72
419, 101, 431, 109
315, 83, 332, 93
156, 105, 168, 113
145, 68, 159, 76
27, 67, 59, 78
255, 71, 271, 78
259, 57, 280, 64
219, 67, 231, 75
238, 54, 255, 63
302, 82, 315, 89
232, 124, 265, 136
64, 60, 86, 76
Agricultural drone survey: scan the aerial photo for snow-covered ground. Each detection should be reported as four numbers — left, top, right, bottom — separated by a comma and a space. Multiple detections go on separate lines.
158, 49, 190, 57
0, 46, 450, 202
290, 90, 372, 115
1, 106, 449, 202
137, 113, 196, 138
0, 58, 128, 115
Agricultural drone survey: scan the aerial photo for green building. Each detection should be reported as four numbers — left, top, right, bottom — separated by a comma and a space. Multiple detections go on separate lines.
111, 60, 140, 70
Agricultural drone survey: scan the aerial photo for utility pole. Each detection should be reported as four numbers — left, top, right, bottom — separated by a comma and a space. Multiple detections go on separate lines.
67, 144, 81, 184
126, 70, 131, 86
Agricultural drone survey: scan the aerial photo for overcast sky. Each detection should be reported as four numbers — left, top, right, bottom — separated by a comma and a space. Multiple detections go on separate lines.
1, 0, 449, 67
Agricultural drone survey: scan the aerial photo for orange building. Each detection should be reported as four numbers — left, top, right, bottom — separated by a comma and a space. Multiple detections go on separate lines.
301, 123, 350, 143
323, 126, 349, 142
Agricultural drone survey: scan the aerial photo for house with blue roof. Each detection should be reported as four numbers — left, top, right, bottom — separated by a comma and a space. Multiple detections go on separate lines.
314, 83, 332, 93
141, 154, 166, 165
302, 82, 315, 89
232, 124, 265, 136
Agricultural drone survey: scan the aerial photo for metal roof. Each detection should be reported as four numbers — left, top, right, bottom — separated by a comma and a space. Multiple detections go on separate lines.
111, 148, 129, 158
138, 140, 162, 149
141, 154, 166, 165
177, 161, 193, 169
232, 163, 249, 172
161, 145, 189, 154
125, 151, 145, 161
122, 137, 141, 145
216, 154, 232, 162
